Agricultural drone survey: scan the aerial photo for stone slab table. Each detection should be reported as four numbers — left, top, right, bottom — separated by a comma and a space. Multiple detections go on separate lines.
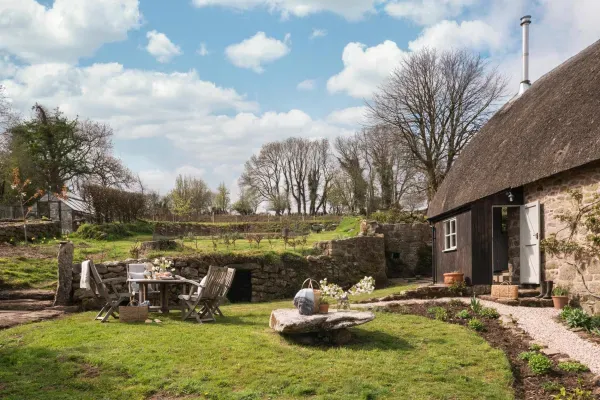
269, 309, 375, 345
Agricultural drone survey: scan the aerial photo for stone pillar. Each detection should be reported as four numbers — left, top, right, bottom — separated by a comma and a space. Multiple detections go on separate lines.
54, 241, 74, 306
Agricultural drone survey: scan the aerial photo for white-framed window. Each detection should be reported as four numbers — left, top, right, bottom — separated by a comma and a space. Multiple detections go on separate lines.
443, 218, 457, 251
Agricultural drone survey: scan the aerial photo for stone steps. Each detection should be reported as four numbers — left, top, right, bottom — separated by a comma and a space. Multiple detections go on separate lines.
0, 309, 65, 330
0, 299, 54, 311
479, 295, 553, 308
0, 289, 55, 301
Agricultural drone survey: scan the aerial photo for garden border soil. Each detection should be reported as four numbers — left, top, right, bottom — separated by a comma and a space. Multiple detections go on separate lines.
380, 301, 599, 399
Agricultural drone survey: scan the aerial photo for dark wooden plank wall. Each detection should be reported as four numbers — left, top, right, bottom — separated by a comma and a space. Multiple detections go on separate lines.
434, 210, 472, 284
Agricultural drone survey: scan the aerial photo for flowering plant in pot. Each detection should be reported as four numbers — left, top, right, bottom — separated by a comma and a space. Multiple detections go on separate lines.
443, 270, 465, 285
551, 286, 569, 309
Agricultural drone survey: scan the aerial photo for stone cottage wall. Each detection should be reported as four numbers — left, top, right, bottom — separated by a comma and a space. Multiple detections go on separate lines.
507, 208, 520, 282
72, 238, 387, 308
374, 223, 431, 277
0, 220, 61, 243
524, 161, 600, 314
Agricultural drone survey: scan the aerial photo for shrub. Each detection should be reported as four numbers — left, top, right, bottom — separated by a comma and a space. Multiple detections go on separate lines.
518, 351, 536, 361
557, 362, 589, 373
479, 307, 500, 319
564, 308, 592, 330
559, 305, 574, 320
427, 306, 448, 321
448, 299, 464, 307
528, 353, 552, 375
541, 381, 562, 393
552, 286, 569, 296
455, 309, 470, 319
74, 220, 154, 240
529, 343, 543, 351
469, 296, 482, 314
369, 209, 427, 224
467, 318, 485, 331
449, 280, 467, 296
551, 386, 594, 400
591, 315, 600, 329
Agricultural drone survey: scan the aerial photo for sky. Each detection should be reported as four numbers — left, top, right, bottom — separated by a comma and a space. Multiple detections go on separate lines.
1, 0, 600, 200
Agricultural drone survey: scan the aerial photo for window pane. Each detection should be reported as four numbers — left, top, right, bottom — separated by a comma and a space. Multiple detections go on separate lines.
445, 236, 450, 249
451, 234, 456, 248
451, 219, 456, 234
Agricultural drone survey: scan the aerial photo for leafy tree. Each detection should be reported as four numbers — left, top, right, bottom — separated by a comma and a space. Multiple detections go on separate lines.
232, 186, 260, 215
168, 175, 212, 219
7, 104, 132, 193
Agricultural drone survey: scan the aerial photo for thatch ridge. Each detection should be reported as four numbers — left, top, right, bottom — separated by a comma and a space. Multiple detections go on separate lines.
428, 39, 600, 218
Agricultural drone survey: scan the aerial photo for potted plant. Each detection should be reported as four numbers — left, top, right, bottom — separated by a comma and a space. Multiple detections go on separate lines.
319, 298, 330, 314
551, 286, 569, 309
443, 270, 465, 285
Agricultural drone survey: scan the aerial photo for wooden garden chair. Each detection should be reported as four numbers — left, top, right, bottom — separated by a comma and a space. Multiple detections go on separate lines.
209, 267, 236, 317
127, 263, 159, 303
177, 266, 227, 323
89, 261, 131, 322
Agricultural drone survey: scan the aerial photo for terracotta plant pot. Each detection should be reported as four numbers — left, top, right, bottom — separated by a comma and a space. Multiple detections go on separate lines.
443, 272, 464, 285
319, 303, 330, 314
552, 295, 569, 310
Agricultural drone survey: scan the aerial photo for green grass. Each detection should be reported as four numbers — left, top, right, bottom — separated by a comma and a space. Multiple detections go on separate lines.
350, 282, 418, 303
0, 218, 362, 289
0, 301, 514, 400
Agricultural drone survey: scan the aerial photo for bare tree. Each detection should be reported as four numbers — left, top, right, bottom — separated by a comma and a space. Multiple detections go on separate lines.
368, 48, 507, 200
335, 135, 367, 213
240, 142, 286, 215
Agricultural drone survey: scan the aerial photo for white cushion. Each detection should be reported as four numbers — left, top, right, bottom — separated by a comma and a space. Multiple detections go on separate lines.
129, 272, 145, 280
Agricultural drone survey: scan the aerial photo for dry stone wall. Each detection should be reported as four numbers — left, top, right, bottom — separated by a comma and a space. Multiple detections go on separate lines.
524, 161, 600, 314
0, 220, 60, 243
374, 223, 431, 277
72, 240, 388, 308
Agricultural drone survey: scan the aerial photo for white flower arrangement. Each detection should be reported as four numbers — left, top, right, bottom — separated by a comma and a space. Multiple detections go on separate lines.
152, 257, 175, 273
319, 276, 375, 309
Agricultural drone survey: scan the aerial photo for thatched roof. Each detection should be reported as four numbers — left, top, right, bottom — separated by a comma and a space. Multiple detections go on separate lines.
428, 39, 600, 219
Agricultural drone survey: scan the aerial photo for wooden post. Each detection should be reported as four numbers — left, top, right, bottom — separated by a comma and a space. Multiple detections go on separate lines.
54, 241, 74, 306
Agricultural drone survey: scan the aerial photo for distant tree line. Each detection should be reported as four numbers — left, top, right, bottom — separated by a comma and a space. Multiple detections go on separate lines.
0, 48, 507, 221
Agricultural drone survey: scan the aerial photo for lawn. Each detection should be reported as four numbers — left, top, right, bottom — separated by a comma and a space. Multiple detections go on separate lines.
0, 301, 514, 400
0, 218, 361, 289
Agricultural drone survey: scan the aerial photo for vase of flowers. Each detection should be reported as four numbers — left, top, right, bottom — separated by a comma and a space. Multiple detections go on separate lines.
152, 257, 175, 279
319, 276, 375, 312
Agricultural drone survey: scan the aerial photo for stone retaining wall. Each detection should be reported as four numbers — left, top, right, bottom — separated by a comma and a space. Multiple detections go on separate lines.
374, 223, 431, 277
72, 242, 387, 308
0, 220, 61, 243
524, 161, 600, 314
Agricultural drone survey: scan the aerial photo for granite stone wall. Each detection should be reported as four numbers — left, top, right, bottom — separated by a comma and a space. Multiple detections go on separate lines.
524, 161, 600, 314
374, 223, 432, 277
507, 207, 520, 283
72, 238, 388, 308
0, 220, 61, 243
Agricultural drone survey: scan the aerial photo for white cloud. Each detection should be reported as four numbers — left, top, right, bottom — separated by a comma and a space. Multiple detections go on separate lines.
408, 20, 502, 52
1, 62, 258, 139
0, 0, 141, 64
326, 106, 369, 127
146, 30, 183, 63
297, 79, 316, 91
327, 41, 407, 98
192, 0, 379, 21
225, 32, 291, 73
139, 166, 206, 194
385, 0, 476, 25
310, 28, 327, 39
197, 43, 209, 56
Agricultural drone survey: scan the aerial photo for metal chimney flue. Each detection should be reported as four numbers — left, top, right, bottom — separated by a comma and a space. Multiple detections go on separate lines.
519, 15, 532, 95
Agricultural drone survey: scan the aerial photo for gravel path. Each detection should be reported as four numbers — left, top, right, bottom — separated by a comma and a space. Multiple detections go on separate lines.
354, 297, 600, 375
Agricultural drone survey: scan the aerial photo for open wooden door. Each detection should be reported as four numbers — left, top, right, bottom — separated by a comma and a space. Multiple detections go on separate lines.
520, 201, 541, 284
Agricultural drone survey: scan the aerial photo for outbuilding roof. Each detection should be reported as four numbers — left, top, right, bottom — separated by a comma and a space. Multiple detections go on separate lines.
428, 39, 600, 218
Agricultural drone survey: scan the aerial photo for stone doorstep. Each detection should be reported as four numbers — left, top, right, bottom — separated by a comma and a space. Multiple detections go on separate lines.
0, 309, 65, 330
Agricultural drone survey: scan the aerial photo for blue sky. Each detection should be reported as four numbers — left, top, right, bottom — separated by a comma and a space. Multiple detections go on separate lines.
1, 0, 600, 198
